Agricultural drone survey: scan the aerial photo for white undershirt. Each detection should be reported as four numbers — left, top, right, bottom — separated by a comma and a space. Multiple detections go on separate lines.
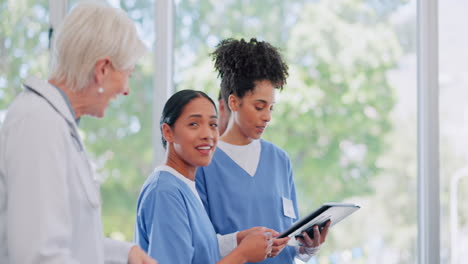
217, 139, 261, 177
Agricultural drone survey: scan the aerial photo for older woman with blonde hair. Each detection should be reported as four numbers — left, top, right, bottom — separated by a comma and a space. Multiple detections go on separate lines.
0, 2, 156, 263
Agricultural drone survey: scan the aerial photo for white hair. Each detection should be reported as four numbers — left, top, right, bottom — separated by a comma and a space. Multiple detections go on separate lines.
49, 1, 147, 91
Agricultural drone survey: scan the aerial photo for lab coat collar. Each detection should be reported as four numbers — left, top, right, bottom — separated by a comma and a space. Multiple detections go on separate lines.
23, 76, 77, 127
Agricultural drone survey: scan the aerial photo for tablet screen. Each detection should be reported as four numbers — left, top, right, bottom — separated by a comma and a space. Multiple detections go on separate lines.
278, 202, 360, 239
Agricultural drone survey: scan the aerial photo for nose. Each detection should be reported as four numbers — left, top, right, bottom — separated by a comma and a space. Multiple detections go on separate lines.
262, 109, 272, 123
200, 124, 216, 141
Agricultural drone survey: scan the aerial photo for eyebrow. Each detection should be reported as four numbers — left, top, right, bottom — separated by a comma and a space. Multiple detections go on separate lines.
188, 114, 218, 119
254, 99, 275, 104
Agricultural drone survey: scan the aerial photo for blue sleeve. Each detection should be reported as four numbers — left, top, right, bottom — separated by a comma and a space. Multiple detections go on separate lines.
287, 157, 300, 220
134, 186, 151, 253
137, 188, 195, 264
195, 167, 210, 216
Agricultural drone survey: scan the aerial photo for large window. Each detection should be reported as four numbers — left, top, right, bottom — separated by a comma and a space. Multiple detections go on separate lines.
439, 1, 468, 263
174, 0, 417, 263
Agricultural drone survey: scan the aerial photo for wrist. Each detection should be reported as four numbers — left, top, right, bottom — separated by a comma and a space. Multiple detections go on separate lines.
236, 230, 244, 245
302, 245, 321, 255
229, 246, 248, 263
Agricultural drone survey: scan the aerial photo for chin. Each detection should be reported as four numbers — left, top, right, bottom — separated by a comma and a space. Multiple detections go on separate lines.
82, 113, 102, 119
251, 133, 263, 140
89, 114, 104, 119
87, 110, 106, 119
195, 158, 212, 167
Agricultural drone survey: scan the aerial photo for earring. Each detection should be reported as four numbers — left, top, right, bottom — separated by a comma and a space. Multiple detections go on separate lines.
97, 87, 104, 94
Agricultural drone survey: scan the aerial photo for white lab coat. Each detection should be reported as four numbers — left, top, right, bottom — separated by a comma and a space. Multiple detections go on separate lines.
0, 76, 133, 263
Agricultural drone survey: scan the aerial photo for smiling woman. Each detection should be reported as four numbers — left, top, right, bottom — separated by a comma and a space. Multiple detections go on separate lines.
134, 89, 276, 264
48, 1, 143, 119
0, 2, 155, 264
160, 90, 219, 176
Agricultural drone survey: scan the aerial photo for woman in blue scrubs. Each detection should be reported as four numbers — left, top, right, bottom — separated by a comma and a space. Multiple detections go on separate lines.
195, 38, 331, 264
134, 89, 274, 264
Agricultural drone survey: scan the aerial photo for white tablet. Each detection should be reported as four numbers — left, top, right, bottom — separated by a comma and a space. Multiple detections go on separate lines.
278, 202, 360, 239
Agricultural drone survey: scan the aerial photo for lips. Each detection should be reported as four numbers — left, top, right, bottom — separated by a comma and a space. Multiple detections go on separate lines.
195, 144, 213, 155
256, 126, 266, 133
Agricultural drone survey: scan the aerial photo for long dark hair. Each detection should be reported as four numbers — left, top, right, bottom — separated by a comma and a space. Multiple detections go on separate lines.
160, 89, 217, 148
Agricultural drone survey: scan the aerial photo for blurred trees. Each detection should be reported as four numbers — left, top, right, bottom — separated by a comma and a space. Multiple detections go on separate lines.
175, 0, 402, 210
0, 0, 49, 112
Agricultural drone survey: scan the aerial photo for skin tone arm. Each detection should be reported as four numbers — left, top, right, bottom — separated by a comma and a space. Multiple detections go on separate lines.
269, 237, 291, 258
128, 246, 158, 264
236, 227, 290, 258
218, 229, 273, 264
236, 227, 279, 244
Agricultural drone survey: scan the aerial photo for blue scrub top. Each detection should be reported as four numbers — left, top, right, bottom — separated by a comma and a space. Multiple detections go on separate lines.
135, 170, 221, 264
196, 139, 300, 264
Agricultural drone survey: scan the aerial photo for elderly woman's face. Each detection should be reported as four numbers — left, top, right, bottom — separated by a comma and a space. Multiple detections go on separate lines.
91, 65, 133, 118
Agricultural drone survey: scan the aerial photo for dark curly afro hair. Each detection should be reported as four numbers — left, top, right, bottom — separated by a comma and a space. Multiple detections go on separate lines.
211, 38, 289, 107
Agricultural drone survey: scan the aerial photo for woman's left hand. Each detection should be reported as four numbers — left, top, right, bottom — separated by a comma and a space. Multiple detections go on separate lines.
296, 220, 331, 254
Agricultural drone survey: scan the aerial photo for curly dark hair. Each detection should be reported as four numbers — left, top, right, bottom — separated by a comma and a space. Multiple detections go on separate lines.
211, 38, 289, 107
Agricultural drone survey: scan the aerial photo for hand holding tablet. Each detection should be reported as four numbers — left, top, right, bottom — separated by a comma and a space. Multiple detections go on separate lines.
296, 219, 331, 240
279, 202, 360, 240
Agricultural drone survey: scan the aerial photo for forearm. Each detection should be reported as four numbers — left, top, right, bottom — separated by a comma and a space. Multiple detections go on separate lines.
217, 247, 247, 264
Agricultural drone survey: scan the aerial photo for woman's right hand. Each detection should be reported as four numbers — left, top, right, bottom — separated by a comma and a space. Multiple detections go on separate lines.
236, 228, 273, 262
236, 226, 278, 244
128, 245, 158, 264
